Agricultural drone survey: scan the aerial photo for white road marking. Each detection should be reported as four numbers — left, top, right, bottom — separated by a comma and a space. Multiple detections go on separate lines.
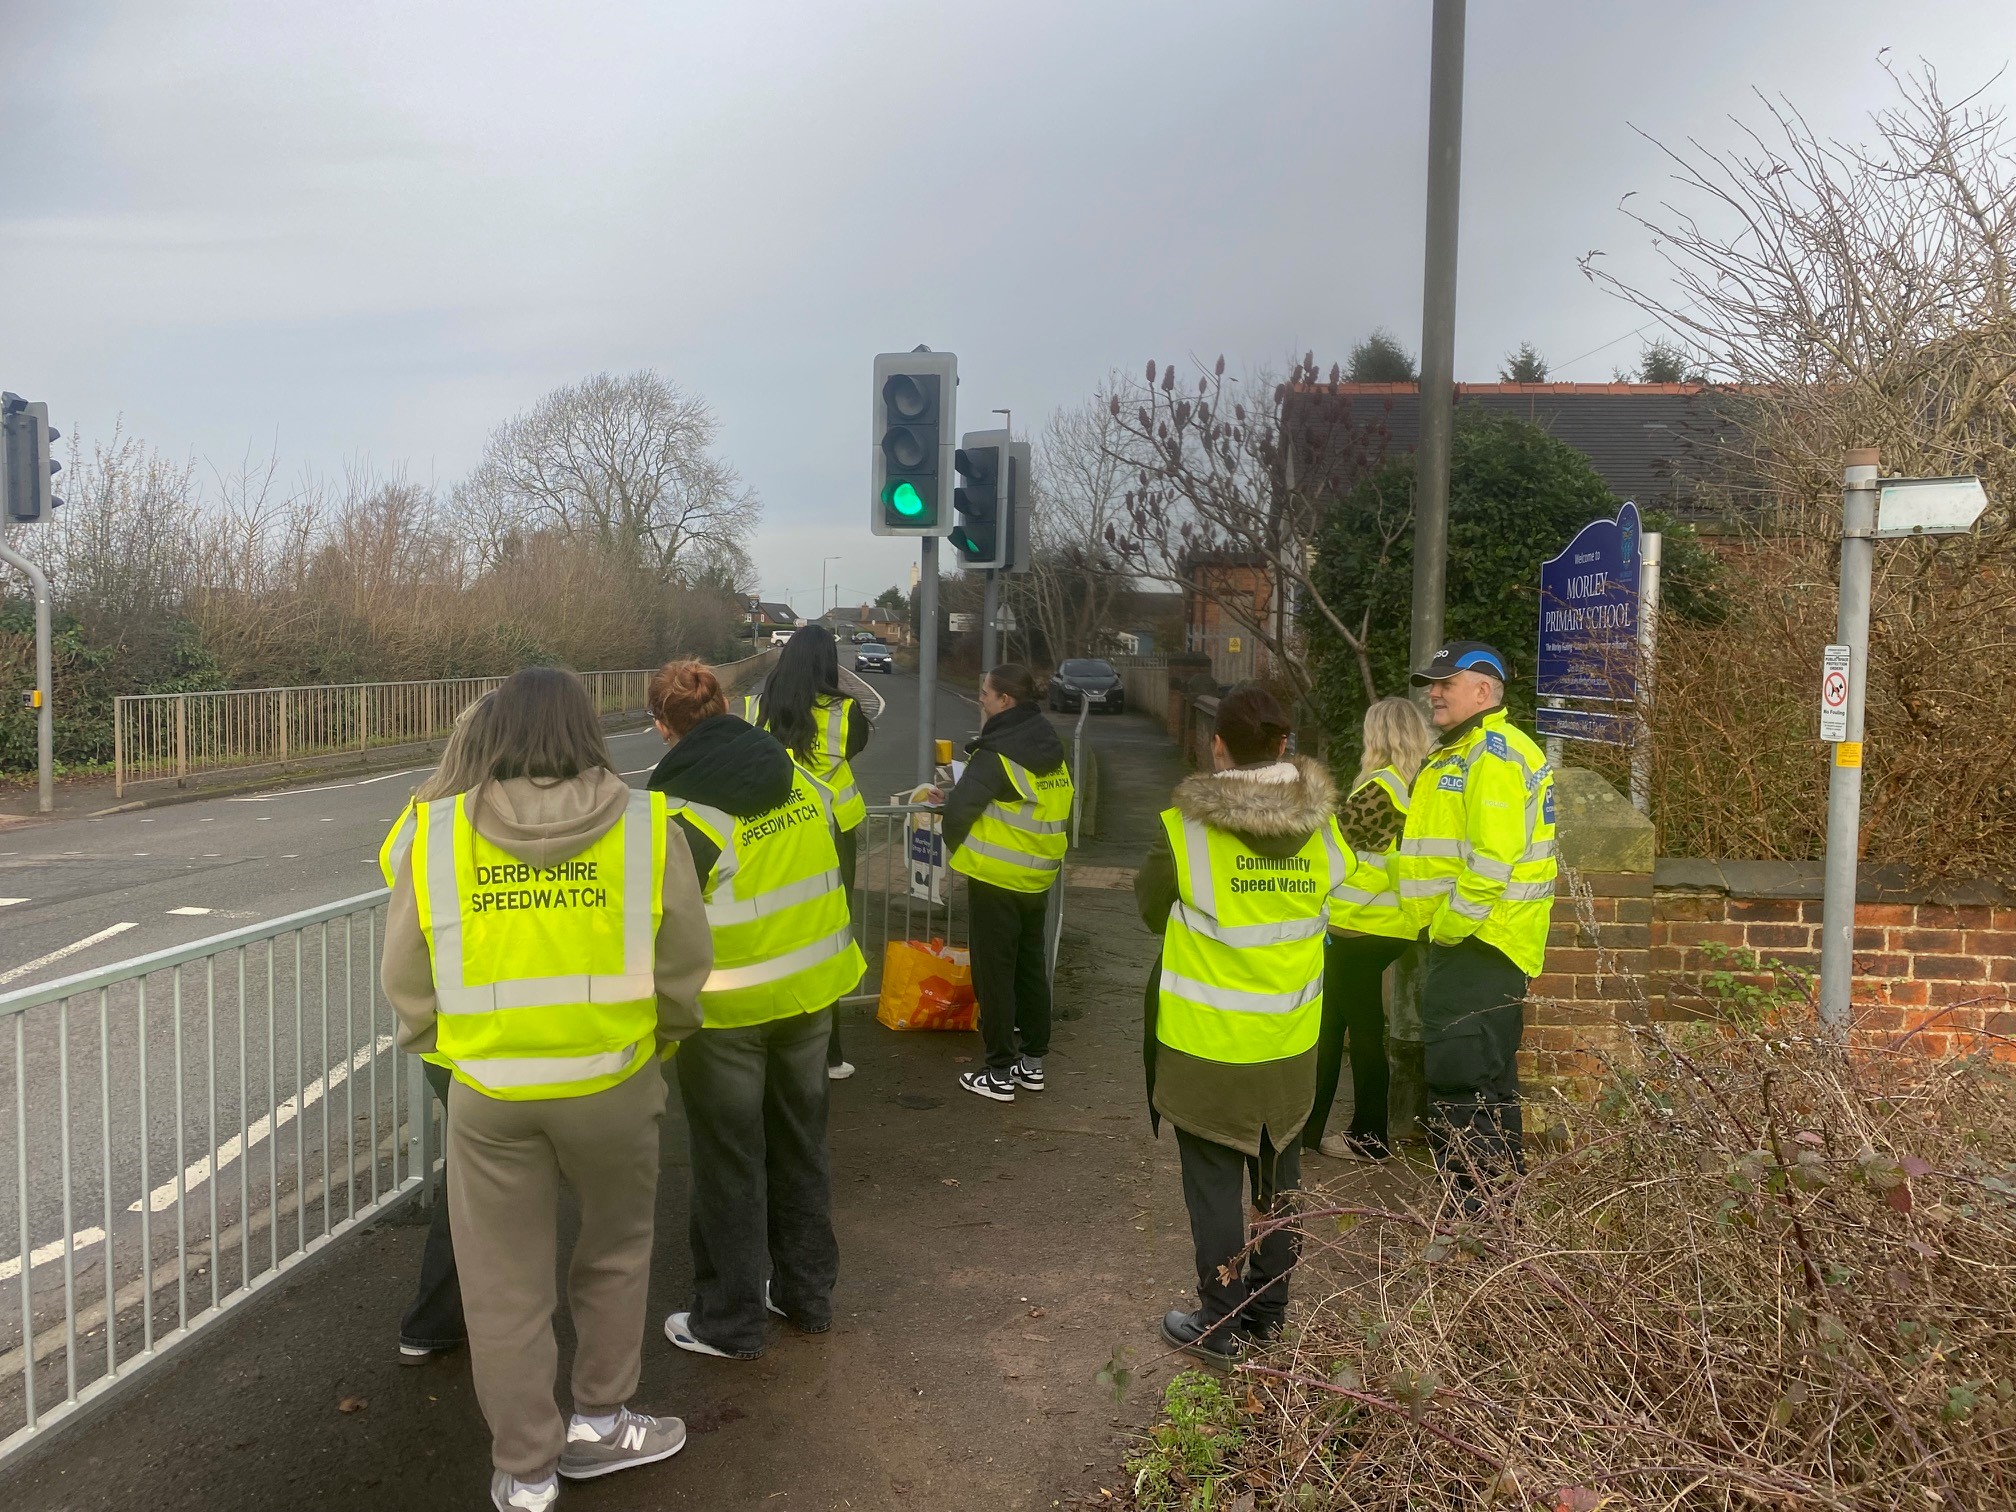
0, 921, 140, 985
167, 906, 213, 916
128, 1033, 396, 1215
0, 1226, 108, 1284
0, 898, 25, 908
840, 667, 886, 720
200, 817, 214, 822
620, 766, 658, 776
228, 767, 426, 801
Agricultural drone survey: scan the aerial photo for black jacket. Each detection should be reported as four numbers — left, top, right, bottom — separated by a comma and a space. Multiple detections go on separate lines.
644, 714, 797, 883
941, 702, 1067, 855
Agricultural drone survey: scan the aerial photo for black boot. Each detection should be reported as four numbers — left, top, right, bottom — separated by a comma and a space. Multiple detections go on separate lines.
1160, 1309, 1241, 1368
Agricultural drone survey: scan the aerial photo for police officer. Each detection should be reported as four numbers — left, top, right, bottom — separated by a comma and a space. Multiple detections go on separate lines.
936, 663, 1074, 1103
1134, 684, 1353, 1366
1398, 641, 1557, 1207
743, 625, 871, 1080
645, 659, 866, 1360
381, 668, 711, 1512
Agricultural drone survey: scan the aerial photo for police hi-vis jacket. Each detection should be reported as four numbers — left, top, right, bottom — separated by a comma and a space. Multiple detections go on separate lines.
1397, 707, 1557, 977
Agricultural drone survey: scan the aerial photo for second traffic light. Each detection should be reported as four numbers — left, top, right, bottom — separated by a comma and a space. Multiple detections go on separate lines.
951, 429, 1007, 569
870, 350, 957, 536
2, 393, 64, 524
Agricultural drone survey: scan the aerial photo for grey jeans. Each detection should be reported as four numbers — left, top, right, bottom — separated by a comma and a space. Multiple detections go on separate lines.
674, 1007, 839, 1355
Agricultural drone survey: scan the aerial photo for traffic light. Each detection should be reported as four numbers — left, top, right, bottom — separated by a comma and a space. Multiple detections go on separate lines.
951, 430, 1006, 568
1002, 439, 1032, 574
2, 394, 63, 524
870, 350, 956, 536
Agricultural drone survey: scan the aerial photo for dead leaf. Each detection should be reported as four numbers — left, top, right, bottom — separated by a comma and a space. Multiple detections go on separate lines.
1900, 1154, 1934, 1179
338, 1396, 368, 1414
1230, 1494, 1256, 1512
1028, 1306, 1047, 1318
1884, 1182, 1913, 1214
941, 1178, 960, 1187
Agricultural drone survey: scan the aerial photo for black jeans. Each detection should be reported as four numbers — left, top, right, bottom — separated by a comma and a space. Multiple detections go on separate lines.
968, 877, 1053, 1074
1421, 937, 1527, 1205
400, 1061, 466, 1349
1306, 934, 1408, 1153
830, 826, 859, 1068
1175, 1127, 1300, 1344
674, 1007, 839, 1356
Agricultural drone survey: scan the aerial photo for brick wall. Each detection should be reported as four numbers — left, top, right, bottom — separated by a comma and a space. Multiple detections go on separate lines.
1522, 860, 2016, 1084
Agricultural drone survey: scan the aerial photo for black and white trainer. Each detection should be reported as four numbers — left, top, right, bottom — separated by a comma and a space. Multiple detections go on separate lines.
959, 1068, 1015, 1103
1009, 1057, 1045, 1092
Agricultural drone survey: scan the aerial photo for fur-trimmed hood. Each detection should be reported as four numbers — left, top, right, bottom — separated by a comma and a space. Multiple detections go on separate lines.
1170, 754, 1336, 857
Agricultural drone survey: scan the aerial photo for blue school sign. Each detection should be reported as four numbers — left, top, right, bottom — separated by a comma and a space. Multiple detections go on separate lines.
1537, 500, 1642, 704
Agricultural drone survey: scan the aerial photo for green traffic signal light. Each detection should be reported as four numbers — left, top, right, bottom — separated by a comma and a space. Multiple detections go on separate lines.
890, 481, 925, 518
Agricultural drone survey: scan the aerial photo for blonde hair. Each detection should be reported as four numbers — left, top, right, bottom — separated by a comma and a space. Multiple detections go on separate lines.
1355, 696, 1433, 787
412, 693, 497, 802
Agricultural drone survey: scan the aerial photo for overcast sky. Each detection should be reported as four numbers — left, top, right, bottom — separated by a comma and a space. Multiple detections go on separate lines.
4, 2, 2011, 615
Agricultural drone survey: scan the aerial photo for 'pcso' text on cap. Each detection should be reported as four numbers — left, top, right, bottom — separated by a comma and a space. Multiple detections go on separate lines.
1411, 640, 1508, 686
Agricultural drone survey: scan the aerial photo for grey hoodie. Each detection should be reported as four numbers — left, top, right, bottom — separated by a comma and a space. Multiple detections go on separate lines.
382, 769, 713, 1064
1135, 754, 1337, 1156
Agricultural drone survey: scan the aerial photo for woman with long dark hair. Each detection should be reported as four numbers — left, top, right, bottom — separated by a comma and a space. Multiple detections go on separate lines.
745, 625, 871, 1079
382, 667, 712, 1512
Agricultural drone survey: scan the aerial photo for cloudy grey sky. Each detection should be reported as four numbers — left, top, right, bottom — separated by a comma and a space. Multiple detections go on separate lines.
4, 2, 2011, 614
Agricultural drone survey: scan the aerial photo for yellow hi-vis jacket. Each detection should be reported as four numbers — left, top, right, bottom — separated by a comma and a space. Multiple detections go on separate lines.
948, 757, 1074, 893
669, 768, 866, 1027
411, 788, 667, 1100
1156, 808, 1339, 1064
743, 692, 866, 832
1396, 708, 1557, 977
1326, 767, 1416, 942
380, 799, 451, 1069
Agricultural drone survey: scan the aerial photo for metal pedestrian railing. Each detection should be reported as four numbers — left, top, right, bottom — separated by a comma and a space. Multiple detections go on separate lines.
112, 652, 779, 797
0, 893, 432, 1472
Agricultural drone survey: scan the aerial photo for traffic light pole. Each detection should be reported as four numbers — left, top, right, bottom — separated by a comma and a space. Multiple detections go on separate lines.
980, 570, 1000, 675
0, 521, 53, 813
916, 535, 940, 785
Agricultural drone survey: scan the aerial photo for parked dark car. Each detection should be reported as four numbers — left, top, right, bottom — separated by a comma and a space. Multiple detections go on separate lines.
854, 641, 893, 674
1047, 658, 1124, 713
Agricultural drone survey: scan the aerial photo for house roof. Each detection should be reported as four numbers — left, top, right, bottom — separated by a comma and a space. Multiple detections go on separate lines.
752, 601, 796, 622
1282, 381, 1747, 520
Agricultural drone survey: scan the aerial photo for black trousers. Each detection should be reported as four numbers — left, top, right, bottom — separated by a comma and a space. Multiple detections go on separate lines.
400, 1061, 465, 1349
830, 826, 859, 1068
1306, 934, 1408, 1152
1421, 937, 1527, 1204
675, 1007, 839, 1355
968, 877, 1053, 1073
1175, 1127, 1300, 1343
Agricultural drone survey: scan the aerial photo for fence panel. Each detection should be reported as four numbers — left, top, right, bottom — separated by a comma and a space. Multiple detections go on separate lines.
0, 893, 430, 1472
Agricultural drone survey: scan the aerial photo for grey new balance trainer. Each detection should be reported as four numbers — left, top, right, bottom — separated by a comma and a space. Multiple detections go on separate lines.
556, 1407, 687, 1481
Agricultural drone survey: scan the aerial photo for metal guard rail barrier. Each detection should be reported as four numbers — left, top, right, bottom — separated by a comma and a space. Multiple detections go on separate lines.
1, 778, 1085, 1470
112, 650, 778, 798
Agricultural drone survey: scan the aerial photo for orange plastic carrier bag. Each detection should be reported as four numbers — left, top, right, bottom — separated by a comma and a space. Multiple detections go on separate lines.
876, 938, 977, 1032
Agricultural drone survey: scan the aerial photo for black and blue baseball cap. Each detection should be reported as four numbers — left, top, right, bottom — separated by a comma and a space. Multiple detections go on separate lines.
1410, 639, 1509, 685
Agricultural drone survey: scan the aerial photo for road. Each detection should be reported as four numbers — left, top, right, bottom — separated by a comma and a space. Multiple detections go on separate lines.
0, 665, 967, 990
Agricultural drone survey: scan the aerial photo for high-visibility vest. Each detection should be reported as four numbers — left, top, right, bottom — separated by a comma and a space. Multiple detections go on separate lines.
744, 692, 866, 832
668, 768, 866, 1028
1397, 709, 1557, 977
948, 755, 1074, 893
411, 789, 667, 1101
380, 799, 450, 1069
1325, 766, 1416, 942
1156, 808, 1336, 1065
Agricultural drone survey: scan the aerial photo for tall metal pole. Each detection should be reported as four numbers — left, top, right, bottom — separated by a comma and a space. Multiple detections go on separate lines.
1818, 448, 1879, 1034
980, 570, 1000, 674
1629, 531, 1662, 815
916, 535, 940, 784
0, 524, 53, 813
1408, 0, 1466, 684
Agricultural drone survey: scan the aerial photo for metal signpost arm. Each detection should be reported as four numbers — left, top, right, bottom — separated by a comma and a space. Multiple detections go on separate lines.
1818, 448, 1879, 1034
0, 527, 53, 813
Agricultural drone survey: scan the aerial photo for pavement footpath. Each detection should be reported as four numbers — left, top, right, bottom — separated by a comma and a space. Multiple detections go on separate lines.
0, 703, 1220, 1512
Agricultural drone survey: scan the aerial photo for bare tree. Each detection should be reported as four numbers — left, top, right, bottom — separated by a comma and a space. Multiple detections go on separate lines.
999, 395, 1130, 663
458, 370, 758, 585
1100, 355, 1389, 704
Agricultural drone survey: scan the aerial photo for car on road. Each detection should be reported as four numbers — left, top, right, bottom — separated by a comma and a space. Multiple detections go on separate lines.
852, 631, 877, 643
1048, 658, 1124, 713
854, 641, 893, 673
770, 629, 795, 646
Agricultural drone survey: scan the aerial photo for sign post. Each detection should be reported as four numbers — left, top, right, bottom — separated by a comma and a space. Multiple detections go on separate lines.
1816, 454, 1991, 1034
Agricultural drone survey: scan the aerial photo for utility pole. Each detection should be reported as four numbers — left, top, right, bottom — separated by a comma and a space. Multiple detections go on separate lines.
1817, 449, 1879, 1034
1409, 0, 1465, 684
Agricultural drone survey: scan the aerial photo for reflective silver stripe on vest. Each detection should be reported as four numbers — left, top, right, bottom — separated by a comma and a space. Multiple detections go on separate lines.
958, 836, 1062, 873
1400, 837, 1464, 859
1354, 849, 1388, 870
991, 807, 1067, 836
1401, 877, 1454, 900
1170, 901, 1328, 949
827, 700, 846, 763
1159, 967, 1323, 1016
704, 925, 854, 992
438, 973, 657, 1015
1321, 825, 1347, 886
1525, 838, 1557, 862
1468, 853, 1515, 882
385, 808, 416, 878
1503, 880, 1556, 902
623, 788, 654, 974
1179, 819, 1217, 914
1447, 893, 1494, 921
1358, 768, 1410, 813
677, 800, 740, 898
704, 868, 843, 927
1332, 882, 1400, 909
832, 782, 862, 810
425, 797, 465, 992
455, 1044, 644, 1092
